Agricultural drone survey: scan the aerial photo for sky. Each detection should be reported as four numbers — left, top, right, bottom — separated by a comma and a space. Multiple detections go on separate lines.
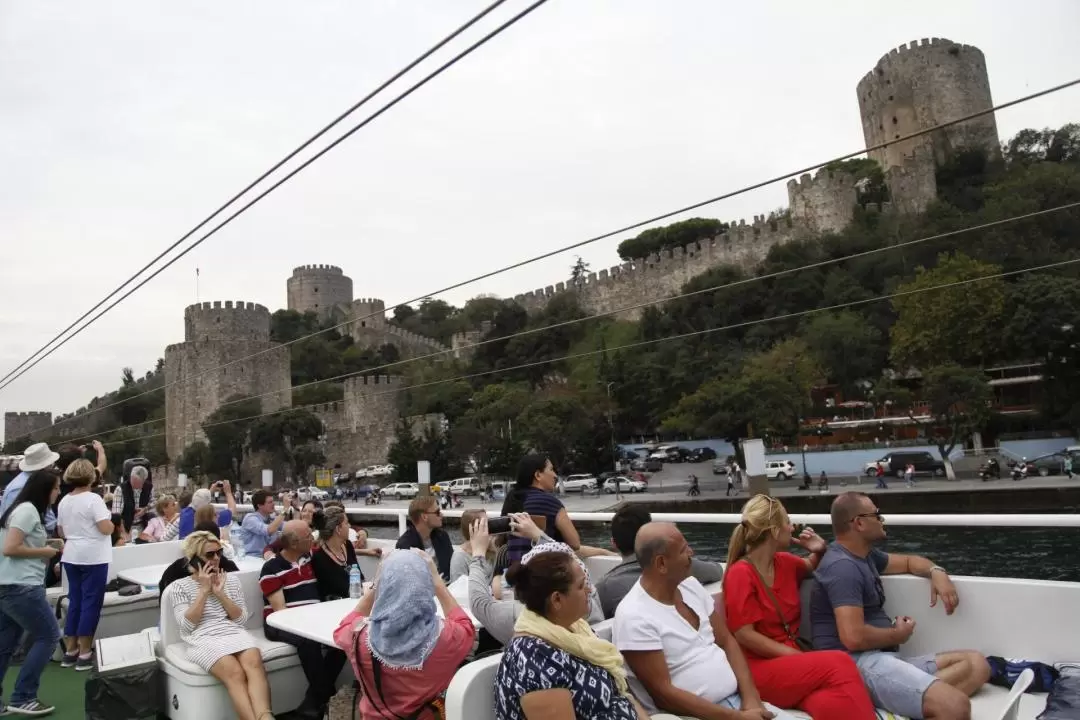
2, 0, 1079, 441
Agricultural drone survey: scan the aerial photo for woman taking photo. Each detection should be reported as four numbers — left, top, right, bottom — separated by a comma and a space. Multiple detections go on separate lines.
723, 494, 875, 720
170, 531, 271, 720
0, 469, 64, 716
493, 543, 655, 720
333, 549, 475, 719
56, 459, 115, 671
310, 506, 359, 600
140, 494, 180, 543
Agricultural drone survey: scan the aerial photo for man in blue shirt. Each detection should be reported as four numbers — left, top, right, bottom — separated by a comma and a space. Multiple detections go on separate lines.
810, 492, 989, 720
240, 490, 289, 556
1, 443, 60, 522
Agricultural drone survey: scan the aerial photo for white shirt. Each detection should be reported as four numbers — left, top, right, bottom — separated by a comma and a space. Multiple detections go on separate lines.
57, 491, 113, 565
612, 576, 738, 713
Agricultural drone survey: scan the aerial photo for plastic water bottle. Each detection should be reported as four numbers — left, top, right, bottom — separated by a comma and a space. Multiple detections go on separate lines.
349, 565, 363, 599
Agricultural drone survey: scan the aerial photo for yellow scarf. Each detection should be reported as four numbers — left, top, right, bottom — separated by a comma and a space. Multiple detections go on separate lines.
513, 609, 628, 694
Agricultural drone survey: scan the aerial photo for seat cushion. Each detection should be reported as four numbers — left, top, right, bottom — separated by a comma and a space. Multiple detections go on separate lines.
162, 628, 298, 675
62, 590, 160, 610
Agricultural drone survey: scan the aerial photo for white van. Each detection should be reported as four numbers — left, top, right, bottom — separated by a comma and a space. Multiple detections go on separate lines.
442, 477, 481, 496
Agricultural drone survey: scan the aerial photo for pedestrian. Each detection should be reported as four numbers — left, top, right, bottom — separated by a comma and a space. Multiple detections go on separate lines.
874, 462, 888, 489
726, 472, 735, 497
818, 470, 830, 492
904, 463, 915, 488
1065, 455, 1074, 480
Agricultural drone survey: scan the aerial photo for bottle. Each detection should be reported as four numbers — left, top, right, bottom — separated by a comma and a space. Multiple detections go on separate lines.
349, 565, 363, 599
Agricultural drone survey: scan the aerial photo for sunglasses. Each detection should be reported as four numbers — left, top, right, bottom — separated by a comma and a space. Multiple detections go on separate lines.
425, 508, 442, 516
853, 511, 884, 522
203, 549, 222, 559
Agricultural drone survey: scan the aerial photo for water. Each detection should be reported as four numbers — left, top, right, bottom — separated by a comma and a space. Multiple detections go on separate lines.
363, 524, 1080, 583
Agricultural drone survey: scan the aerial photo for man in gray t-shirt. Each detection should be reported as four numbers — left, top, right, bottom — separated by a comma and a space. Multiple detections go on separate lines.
810, 492, 989, 720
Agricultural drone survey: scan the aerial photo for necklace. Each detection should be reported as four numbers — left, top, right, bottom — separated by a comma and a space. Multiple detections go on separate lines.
324, 540, 347, 566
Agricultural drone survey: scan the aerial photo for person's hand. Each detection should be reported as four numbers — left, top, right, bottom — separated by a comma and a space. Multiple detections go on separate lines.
930, 571, 959, 615
195, 564, 214, 593
893, 615, 916, 642
737, 710, 775, 720
262, 548, 275, 561
222, 480, 232, 496
509, 512, 543, 541
791, 526, 826, 555
410, 548, 441, 583
91, 439, 104, 453
211, 568, 227, 594
470, 517, 492, 558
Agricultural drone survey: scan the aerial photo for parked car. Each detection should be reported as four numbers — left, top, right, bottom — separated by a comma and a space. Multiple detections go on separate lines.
864, 451, 946, 478
561, 474, 597, 492
441, 476, 482, 496
765, 460, 797, 481
296, 486, 330, 502
602, 476, 647, 494
1025, 450, 1080, 477
382, 482, 419, 499
689, 447, 718, 462
711, 458, 729, 475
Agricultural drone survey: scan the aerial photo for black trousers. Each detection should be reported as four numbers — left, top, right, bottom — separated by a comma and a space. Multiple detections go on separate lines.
265, 625, 348, 706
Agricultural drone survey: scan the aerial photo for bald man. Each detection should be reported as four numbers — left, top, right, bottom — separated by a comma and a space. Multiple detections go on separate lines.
612, 522, 795, 720
809, 492, 989, 720
259, 519, 346, 718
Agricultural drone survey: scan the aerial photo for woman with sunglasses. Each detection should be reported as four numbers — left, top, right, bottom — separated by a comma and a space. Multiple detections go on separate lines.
723, 495, 875, 719
169, 531, 272, 720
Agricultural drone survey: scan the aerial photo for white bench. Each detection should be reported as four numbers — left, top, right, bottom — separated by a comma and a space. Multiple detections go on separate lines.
157, 570, 308, 720
56, 541, 183, 643
445, 572, 1077, 720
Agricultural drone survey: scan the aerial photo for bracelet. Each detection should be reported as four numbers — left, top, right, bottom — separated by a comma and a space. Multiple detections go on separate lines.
929, 565, 947, 575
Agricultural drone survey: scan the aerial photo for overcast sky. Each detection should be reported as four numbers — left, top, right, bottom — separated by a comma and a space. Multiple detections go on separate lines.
2, 0, 1079, 440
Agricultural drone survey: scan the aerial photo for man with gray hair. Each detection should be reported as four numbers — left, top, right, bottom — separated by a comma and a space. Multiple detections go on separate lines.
613, 522, 794, 720
112, 463, 154, 537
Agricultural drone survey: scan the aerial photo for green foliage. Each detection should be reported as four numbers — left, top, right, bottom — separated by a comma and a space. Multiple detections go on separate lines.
202, 395, 263, 482
890, 252, 1006, 369
801, 311, 884, 390
387, 422, 462, 484
617, 218, 728, 261
249, 408, 325, 482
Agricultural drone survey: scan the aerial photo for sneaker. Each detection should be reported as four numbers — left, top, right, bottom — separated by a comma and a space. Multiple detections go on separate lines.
59, 653, 78, 668
74, 654, 95, 672
5, 699, 55, 716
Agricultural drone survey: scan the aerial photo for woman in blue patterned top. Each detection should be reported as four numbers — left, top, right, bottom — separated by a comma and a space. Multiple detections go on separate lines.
494, 543, 662, 720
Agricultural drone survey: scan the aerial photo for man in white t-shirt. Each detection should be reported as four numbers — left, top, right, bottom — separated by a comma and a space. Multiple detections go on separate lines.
613, 522, 796, 720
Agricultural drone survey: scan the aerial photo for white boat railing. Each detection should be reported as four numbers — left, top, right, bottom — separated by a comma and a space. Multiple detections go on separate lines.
215, 504, 1080, 535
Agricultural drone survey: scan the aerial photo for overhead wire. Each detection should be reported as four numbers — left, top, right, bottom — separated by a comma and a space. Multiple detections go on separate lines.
93, 254, 1080, 449
28, 76, 1080, 435
0, 0, 549, 394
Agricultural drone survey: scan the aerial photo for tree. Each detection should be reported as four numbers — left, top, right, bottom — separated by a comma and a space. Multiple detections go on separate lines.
570, 256, 590, 290
177, 441, 211, 479
201, 396, 263, 482
801, 311, 883, 392
879, 365, 992, 480
249, 409, 324, 483
617, 218, 728, 260
890, 252, 1006, 370
121, 367, 136, 386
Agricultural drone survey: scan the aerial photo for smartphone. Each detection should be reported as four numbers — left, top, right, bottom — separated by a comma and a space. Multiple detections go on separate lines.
188, 556, 205, 573
487, 516, 512, 534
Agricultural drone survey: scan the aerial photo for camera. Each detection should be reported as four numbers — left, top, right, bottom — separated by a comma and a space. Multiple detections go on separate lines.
486, 516, 512, 534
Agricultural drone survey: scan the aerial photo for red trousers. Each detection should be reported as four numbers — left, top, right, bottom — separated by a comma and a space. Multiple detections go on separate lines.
747, 650, 876, 720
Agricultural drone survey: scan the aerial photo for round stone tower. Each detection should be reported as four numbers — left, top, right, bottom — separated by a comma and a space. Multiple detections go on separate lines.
857, 38, 999, 169
286, 264, 353, 322
164, 301, 291, 462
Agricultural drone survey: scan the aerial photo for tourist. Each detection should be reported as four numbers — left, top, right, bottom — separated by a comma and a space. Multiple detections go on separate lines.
310, 506, 360, 600
723, 495, 875, 719
193, 503, 238, 560
0, 469, 63, 716
112, 465, 154, 539
240, 491, 288, 557
905, 464, 916, 488
395, 496, 453, 581
469, 515, 602, 646
140, 494, 180, 542
159, 521, 240, 599
449, 508, 490, 583
350, 525, 383, 558
810, 492, 990, 719
169, 531, 272, 720
493, 543, 651, 720
333, 549, 475, 720
179, 488, 213, 539
874, 462, 888, 489
500, 454, 614, 572
595, 505, 722, 619
56, 459, 115, 671
0, 443, 60, 523
613, 522, 795, 720
259, 520, 346, 719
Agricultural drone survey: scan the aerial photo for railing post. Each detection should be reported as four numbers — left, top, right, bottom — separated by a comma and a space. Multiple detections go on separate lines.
398, 511, 407, 536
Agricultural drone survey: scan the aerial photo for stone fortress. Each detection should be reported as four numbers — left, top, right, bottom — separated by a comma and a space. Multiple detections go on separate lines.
514, 38, 999, 319
4, 38, 1002, 476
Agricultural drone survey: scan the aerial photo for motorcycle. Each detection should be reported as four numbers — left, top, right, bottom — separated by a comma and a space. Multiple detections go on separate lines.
979, 459, 1001, 482
1012, 463, 1029, 482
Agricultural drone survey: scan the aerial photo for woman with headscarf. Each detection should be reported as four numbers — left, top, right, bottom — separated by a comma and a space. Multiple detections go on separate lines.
333, 549, 476, 719
493, 543, 658, 720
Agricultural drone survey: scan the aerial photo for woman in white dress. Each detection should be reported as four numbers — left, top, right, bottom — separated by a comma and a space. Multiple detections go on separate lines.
170, 531, 272, 720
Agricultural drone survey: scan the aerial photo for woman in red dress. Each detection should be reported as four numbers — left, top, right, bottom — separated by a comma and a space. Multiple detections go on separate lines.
723, 494, 876, 719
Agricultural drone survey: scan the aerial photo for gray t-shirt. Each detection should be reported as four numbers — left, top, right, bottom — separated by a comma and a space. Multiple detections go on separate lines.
809, 542, 891, 650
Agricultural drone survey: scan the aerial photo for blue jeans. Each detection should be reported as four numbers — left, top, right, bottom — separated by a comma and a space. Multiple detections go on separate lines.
62, 562, 109, 638
0, 584, 61, 705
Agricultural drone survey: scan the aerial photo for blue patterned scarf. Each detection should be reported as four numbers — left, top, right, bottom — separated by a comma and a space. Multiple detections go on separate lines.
366, 550, 440, 670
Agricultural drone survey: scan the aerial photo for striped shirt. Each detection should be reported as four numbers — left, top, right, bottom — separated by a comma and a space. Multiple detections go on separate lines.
258, 553, 319, 620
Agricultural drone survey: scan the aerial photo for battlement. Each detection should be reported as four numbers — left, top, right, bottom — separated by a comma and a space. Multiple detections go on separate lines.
344, 375, 403, 394
5, 411, 51, 418
352, 298, 385, 309
385, 325, 449, 352
183, 300, 272, 343
4, 410, 53, 442
291, 264, 343, 276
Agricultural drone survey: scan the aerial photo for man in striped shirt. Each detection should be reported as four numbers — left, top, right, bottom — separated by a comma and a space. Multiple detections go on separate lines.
259, 520, 346, 719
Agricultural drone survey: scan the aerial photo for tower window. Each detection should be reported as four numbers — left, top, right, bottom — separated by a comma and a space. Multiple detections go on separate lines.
314, 287, 319, 292
888, 95, 894, 101
892, 117, 898, 124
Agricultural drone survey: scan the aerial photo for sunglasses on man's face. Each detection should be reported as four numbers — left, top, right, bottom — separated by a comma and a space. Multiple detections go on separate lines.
854, 511, 884, 522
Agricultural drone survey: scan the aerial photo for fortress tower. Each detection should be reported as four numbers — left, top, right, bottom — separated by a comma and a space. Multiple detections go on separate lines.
320, 375, 404, 467
857, 38, 999, 170
787, 167, 859, 236
164, 301, 291, 462
287, 265, 353, 322
3, 411, 52, 444
349, 298, 449, 359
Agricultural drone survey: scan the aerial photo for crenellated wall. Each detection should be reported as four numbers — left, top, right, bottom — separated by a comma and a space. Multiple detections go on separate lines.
347, 297, 449, 358
514, 216, 798, 319
787, 168, 858, 236
320, 375, 404, 469
3, 411, 52, 444
885, 145, 938, 214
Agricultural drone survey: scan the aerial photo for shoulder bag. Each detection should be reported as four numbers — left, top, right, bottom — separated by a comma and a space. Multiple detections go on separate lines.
352, 620, 445, 720
743, 559, 814, 652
